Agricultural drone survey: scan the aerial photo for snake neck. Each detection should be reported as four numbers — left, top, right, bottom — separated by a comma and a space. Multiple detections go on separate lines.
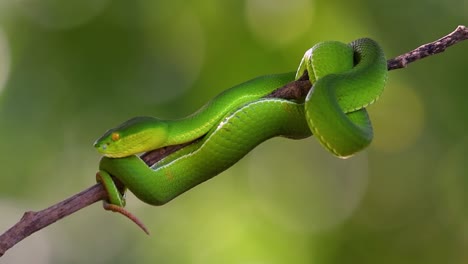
164, 117, 213, 146
162, 72, 297, 147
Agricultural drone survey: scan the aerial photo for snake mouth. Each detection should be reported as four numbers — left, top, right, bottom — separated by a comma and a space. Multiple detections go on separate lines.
93, 141, 107, 153
94, 140, 117, 156
94, 141, 129, 158
96, 143, 107, 150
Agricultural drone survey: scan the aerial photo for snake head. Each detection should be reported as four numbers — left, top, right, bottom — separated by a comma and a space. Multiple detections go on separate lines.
94, 116, 169, 158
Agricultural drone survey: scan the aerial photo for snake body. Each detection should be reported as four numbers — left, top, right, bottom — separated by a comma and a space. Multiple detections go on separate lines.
95, 38, 387, 208
99, 99, 310, 205
94, 73, 295, 158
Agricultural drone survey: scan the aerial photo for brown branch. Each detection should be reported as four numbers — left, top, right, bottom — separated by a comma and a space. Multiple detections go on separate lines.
0, 184, 107, 257
0, 24, 467, 258
387, 25, 468, 70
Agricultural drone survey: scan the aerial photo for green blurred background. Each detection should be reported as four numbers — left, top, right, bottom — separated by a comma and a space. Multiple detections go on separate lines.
0, 0, 467, 263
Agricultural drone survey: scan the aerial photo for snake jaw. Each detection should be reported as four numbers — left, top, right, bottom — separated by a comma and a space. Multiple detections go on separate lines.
94, 117, 170, 158
94, 141, 107, 151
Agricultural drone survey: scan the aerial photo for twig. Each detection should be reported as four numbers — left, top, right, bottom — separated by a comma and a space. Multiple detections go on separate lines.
0, 25, 467, 257
0, 184, 107, 257
387, 25, 468, 70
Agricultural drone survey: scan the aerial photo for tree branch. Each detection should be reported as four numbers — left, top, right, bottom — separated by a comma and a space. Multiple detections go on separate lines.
387, 25, 468, 70
0, 184, 107, 257
1, 25, 467, 257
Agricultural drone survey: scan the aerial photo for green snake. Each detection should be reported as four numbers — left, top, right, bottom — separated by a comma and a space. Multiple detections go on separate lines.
94, 38, 387, 232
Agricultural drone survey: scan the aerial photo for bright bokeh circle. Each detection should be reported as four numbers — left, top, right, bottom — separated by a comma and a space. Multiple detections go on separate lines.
247, 137, 369, 233
245, 0, 314, 47
15, 0, 111, 30
370, 80, 425, 153
0, 28, 10, 96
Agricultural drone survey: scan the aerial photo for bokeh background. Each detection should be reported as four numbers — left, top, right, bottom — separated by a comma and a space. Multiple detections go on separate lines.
0, 0, 467, 263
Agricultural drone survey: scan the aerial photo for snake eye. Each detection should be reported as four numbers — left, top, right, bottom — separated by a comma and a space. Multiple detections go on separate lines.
111, 132, 120, 141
